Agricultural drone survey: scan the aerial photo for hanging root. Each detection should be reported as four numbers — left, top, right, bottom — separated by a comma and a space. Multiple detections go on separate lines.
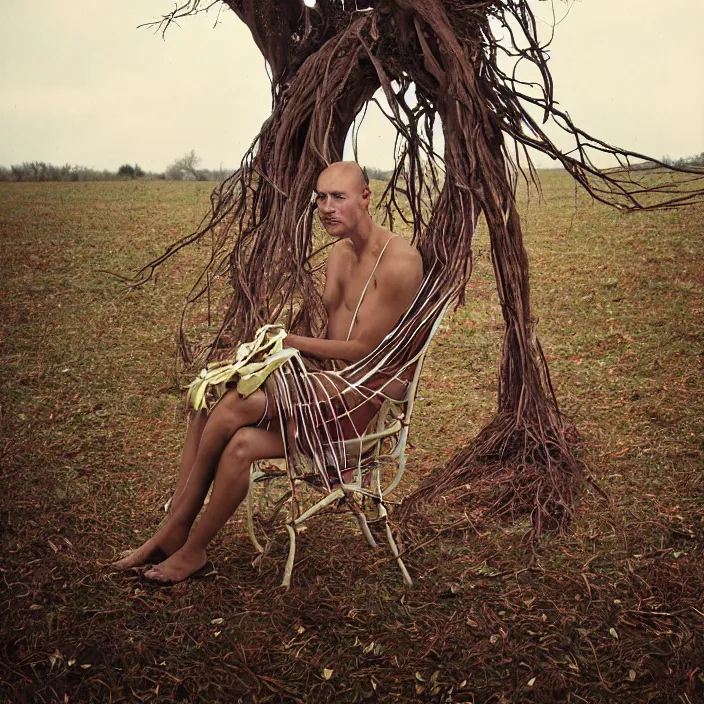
402, 403, 583, 536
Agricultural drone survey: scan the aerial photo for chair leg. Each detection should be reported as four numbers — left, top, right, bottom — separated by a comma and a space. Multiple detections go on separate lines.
281, 523, 297, 589
246, 477, 265, 555
378, 503, 412, 587
346, 497, 378, 548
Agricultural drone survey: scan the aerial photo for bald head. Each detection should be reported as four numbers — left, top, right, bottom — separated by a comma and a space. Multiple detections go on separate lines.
317, 161, 369, 194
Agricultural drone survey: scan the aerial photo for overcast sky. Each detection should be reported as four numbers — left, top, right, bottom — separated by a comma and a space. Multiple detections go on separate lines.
0, 1, 702, 172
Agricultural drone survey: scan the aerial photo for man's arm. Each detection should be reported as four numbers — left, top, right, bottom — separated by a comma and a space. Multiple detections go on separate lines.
284, 333, 366, 364
287, 248, 423, 363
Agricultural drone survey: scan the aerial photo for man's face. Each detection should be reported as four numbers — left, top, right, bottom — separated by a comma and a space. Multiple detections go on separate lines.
315, 166, 370, 238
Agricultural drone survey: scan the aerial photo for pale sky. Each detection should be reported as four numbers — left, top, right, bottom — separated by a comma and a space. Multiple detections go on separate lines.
0, 1, 702, 172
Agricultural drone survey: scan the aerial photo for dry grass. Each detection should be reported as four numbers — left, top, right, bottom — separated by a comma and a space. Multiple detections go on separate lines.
1, 175, 702, 703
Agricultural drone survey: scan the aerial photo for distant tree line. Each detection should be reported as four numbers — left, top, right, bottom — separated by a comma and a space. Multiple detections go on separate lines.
0, 150, 236, 183
3, 153, 700, 182
0, 155, 396, 183
631, 152, 704, 171
0, 162, 121, 182
661, 152, 704, 168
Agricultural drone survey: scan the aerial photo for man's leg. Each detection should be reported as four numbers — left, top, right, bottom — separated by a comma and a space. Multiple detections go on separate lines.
143, 426, 285, 583
112, 389, 272, 570
167, 410, 207, 514
166, 389, 273, 523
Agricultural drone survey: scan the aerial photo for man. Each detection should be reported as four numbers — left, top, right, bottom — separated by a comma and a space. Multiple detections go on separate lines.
113, 161, 423, 583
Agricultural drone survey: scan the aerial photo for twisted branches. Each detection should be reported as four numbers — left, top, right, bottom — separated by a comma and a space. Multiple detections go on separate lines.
132, 0, 703, 531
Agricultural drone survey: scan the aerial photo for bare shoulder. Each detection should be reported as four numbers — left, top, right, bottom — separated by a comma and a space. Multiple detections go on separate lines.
378, 234, 423, 300
383, 235, 423, 278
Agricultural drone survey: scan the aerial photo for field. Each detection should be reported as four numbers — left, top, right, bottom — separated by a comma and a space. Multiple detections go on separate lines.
0, 174, 702, 703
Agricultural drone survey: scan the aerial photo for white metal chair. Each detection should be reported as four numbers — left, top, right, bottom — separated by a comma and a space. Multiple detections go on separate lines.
246, 302, 449, 587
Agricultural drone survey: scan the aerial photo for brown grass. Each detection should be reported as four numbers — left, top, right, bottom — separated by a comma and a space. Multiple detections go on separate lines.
0, 175, 702, 703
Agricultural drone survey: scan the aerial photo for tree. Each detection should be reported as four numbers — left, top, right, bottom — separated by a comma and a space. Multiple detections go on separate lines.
165, 149, 206, 181
117, 163, 144, 179
135, 1, 704, 534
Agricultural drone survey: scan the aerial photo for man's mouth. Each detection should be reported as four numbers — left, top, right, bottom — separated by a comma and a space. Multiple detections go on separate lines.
322, 218, 339, 226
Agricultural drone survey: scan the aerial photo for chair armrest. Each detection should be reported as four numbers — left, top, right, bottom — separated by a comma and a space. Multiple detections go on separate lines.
342, 418, 403, 450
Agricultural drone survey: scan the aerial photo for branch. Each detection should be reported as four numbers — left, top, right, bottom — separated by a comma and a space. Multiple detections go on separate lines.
142, 1, 314, 85
138, 1, 222, 37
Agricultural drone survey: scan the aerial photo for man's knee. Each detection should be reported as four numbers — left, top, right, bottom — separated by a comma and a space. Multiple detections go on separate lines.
224, 427, 259, 466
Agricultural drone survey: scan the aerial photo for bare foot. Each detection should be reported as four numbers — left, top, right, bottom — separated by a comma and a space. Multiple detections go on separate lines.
143, 546, 207, 585
111, 522, 189, 571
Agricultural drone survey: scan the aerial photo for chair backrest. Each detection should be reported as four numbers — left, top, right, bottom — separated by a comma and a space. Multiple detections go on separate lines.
340, 296, 451, 496
401, 296, 451, 425
381, 296, 451, 495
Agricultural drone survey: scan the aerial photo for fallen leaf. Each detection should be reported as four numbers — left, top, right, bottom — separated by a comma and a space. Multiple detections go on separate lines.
49, 650, 63, 670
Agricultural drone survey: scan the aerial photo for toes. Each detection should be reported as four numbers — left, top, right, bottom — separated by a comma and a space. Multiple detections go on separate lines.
110, 545, 169, 571
111, 556, 139, 571
142, 553, 208, 585
143, 568, 171, 584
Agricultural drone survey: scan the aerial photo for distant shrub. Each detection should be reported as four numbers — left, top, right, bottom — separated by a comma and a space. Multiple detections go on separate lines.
164, 151, 233, 181
117, 164, 144, 179
365, 166, 393, 181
